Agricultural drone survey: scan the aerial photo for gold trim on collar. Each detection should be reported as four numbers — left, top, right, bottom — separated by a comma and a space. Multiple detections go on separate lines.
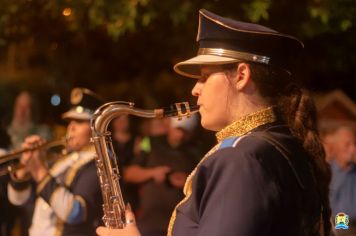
65, 150, 96, 186
36, 174, 52, 194
80, 144, 96, 153
55, 215, 64, 236
216, 106, 276, 143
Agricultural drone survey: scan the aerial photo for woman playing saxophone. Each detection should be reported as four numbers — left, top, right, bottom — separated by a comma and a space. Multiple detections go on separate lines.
97, 9, 331, 236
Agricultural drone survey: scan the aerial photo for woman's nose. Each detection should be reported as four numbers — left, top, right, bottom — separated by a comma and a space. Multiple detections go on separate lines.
191, 82, 202, 97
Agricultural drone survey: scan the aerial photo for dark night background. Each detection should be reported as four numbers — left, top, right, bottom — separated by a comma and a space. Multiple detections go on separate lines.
0, 0, 355, 126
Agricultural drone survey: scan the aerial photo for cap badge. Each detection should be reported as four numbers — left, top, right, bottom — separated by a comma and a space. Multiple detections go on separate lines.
71, 88, 83, 105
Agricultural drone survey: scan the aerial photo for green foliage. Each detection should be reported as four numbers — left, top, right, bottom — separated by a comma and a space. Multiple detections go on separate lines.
310, 6, 329, 24
243, 0, 271, 22
305, 0, 356, 35
0, 0, 354, 42
340, 19, 352, 31
0, 0, 355, 105
170, 2, 193, 26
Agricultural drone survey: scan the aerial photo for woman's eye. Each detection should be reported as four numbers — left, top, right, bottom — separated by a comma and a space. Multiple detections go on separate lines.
199, 76, 208, 83
201, 73, 211, 80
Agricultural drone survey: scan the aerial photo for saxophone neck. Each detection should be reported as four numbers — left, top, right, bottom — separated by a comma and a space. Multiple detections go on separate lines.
91, 101, 199, 136
154, 102, 199, 119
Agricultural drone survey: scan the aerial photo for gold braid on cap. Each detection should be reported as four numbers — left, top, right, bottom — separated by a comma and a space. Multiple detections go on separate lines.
71, 88, 83, 105
198, 48, 270, 65
70, 87, 103, 105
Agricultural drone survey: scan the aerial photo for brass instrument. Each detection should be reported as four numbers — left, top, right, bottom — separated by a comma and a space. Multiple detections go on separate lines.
91, 101, 198, 229
0, 139, 66, 176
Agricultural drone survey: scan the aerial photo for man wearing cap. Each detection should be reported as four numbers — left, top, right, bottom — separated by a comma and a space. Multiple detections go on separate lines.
97, 9, 331, 236
8, 88, 103, 236
123, 116, 200, 236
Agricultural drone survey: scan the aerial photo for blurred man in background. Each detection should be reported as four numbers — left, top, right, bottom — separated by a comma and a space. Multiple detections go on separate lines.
4, 90, 52, 236
111, 114, 140, 212
124, 115, 201, 236
328, 125, 356, 236
7, 88, 103, 236
7, 90, 51, 149
0, 127, 17, 236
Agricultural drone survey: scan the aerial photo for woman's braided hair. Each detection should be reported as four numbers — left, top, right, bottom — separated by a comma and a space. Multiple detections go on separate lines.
247, 62, 331, 235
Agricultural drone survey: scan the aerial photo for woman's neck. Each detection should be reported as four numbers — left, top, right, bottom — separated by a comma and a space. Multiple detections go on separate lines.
228, 95, 270, 124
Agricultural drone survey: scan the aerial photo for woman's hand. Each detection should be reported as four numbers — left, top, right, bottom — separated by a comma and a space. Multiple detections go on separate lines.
96, 206, 141, 236
168, 171, 188, 188
151, 166, 171, 184
17, 135, 48, 182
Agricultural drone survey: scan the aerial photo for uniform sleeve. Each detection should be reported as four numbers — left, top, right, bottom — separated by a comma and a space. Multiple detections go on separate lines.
7, 173, 34, 206
195, 147, 279, 236
37, 162, 102, 224
7, 178, 33, 206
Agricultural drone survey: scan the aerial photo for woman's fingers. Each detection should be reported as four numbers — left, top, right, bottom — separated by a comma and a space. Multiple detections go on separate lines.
96, 226, 109, 235
23, 135, 45, 148
96, 224, 141, 236
125, 203, 136, 227
95, 205, 141, 236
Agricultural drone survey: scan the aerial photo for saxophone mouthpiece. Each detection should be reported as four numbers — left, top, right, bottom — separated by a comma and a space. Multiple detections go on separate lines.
154, 102, 199, 120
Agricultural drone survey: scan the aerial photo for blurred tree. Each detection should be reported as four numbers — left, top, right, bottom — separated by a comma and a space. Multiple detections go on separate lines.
0, 0, 354, 120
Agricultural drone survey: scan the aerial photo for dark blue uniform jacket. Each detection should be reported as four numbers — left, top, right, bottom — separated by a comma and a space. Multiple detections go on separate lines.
172, 123, 322, 236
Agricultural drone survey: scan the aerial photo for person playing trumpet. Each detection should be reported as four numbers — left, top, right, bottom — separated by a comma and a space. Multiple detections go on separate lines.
8, 88, 104, 236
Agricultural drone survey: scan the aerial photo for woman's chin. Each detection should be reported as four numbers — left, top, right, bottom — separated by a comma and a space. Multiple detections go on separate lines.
201, 120, 220, 132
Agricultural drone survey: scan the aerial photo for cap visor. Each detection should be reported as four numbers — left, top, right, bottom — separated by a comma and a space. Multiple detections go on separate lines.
61, 110, 92, 121
174, 54, 240, 79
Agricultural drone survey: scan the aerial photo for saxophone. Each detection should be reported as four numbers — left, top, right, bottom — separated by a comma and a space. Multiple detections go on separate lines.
90, 101, 198, 229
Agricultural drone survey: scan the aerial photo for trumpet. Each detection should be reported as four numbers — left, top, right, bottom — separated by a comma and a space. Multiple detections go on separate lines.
0, 138, 66, 176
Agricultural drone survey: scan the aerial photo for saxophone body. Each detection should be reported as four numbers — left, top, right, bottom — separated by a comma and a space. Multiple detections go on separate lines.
91, 101, 198, 229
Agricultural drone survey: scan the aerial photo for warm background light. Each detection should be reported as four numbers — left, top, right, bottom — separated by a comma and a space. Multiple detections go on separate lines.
62, 8, 72, 17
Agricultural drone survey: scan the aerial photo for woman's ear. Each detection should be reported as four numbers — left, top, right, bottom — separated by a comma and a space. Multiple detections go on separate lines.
235, 63, 252, 91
